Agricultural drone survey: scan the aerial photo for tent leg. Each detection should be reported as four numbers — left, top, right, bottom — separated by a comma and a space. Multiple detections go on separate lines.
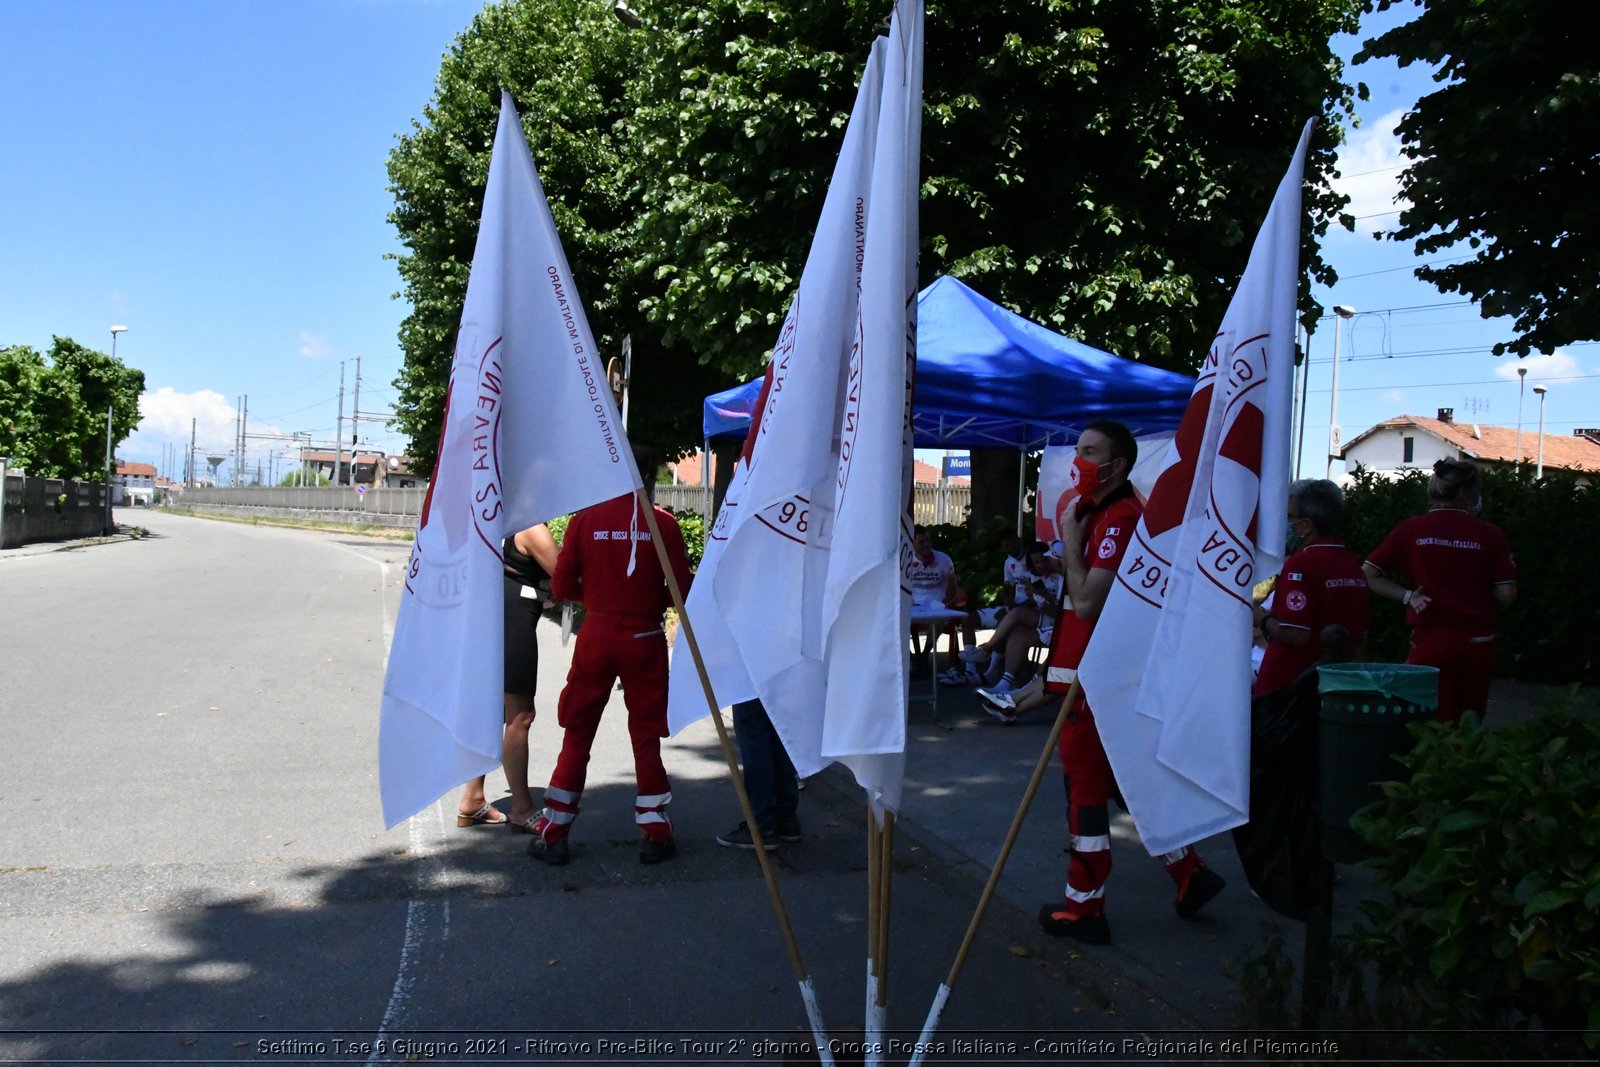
702, 435, 711, 520
1015, 450, 1026, 536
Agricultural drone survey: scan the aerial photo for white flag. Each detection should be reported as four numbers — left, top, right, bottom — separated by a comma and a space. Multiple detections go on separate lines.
668, 2, 923, 811
825, 0, 922, 810
379, 92, 641, 828
1075, 120, 1313, 855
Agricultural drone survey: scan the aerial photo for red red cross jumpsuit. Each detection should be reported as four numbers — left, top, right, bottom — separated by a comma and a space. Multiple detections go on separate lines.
1253, 538, 1372, 699
1365, 507, 1516, 725
535, 493, 693, 847
1041, 484, 1209, 922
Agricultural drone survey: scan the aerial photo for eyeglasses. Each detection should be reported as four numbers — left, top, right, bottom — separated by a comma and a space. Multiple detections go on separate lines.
1287, 514, 1306, 522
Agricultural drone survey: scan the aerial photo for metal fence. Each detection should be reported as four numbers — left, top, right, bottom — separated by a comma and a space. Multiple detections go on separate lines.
173, 485, 427, 528
655, 483, 972, 526
171, 482, 973, 528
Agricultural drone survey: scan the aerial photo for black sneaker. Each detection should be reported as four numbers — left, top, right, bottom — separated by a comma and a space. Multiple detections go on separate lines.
1174, 865, 1225, 918
1037, 902, 1111, 944
639, 834, 678, 865
527, 835, 569, 866
775, 814, 803, 843
716, 822, 778, 851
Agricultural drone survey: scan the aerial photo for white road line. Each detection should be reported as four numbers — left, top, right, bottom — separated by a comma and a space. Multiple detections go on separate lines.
338, 540, 450, 1063
330, 542, 396, 645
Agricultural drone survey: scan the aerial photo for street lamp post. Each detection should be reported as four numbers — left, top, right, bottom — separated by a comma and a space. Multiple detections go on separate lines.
1326, 305, 1355, 481
1533, 384, 1548, 479
1515, 366, 1528, 473
105, 325, 128, 534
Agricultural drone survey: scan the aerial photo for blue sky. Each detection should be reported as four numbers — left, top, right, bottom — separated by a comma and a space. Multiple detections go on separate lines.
1304, 5, 1594, 477
3, 1, 1590, 484
2, 0, 479, 482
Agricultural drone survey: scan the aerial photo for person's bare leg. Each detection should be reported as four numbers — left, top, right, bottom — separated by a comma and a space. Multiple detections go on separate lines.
502, 694, 538, 825
1002, 628, 1035, 680
979, 608, 1026, 652
458, 775, 490, 819
977, 605, 1039, 682
1008, 673, 1049, 713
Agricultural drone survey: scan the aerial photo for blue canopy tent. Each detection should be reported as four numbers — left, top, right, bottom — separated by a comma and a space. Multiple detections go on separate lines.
702, 275, 1195, 448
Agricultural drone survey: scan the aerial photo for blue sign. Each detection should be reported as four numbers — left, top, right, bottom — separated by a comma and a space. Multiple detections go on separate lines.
942, 455, 971, 477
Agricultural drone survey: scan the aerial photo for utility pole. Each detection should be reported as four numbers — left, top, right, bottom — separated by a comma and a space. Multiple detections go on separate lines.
103, 405, 114, 534
1515, 365, 1528, 473
352, 354, 362, 447
241, 395, 250, 486
1326, 305, 1355, 481
335, 361, 346, 486
188, 419, 196, 488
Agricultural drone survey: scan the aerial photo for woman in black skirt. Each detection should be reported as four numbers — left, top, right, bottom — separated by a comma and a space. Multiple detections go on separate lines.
456, 522, 558, 830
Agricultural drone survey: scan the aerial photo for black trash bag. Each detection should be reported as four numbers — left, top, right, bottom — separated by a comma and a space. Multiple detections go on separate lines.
1231, 668, 1333, 921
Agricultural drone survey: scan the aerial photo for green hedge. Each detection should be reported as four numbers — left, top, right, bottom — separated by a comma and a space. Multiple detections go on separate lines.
1336, 704, 1600, 1057
1341, 465, 1598, 687
547, 507, 705, 569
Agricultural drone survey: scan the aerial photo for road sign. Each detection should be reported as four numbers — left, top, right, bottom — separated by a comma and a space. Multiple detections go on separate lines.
355, 484, 367, 496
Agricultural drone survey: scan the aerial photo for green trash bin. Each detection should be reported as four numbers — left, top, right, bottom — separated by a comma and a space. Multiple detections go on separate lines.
1317, 663, 1439, 863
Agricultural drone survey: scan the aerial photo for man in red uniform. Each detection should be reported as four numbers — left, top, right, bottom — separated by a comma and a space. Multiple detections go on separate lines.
1362, 458, 1517, 725
1234, 479, 1369, 918
1253, 479, 1371, 697
528, 447, 694, 865
1037, 421, 1225, 944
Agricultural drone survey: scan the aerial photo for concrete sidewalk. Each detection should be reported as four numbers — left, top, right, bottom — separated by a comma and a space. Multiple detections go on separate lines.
867, 655, 1578, 1028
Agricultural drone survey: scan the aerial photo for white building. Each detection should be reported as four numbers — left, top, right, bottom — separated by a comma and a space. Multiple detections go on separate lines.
1340, 409, 1600, 485
114, 460, 157, 504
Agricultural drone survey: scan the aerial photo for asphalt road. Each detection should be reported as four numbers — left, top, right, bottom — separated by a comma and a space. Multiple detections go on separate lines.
0, 510, 1192, 1065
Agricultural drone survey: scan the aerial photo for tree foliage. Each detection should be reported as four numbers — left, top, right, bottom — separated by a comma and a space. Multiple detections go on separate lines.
0, 338, 145, 481
1359, 0, 1600, 356
387, 0, 719, 473
389, 0, 1361, 472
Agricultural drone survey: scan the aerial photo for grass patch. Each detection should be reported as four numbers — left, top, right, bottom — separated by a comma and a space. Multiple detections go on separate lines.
169, 507, 415, 541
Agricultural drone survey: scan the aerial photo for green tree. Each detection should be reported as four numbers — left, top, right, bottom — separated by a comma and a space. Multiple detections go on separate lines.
47, 337, 146, 481
0, 338, 144, 480
1358, 0, 1600, 356
390, 0, 1361, 473
628, 0, 1358, 378
0, 345, 49, 472
281, 467, 331, 487
387, 0, 720, 474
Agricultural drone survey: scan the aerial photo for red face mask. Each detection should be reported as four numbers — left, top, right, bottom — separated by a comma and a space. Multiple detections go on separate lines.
1070, 454, 1109, 499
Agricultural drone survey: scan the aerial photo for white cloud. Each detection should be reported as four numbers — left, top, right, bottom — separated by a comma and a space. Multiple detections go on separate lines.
296, 330, 333, 359
123, 387, 293, 481
1493, 348, 1580, 383
1332, 109, 1411, 234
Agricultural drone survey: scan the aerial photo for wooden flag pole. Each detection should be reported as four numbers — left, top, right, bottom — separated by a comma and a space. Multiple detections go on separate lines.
634, 490, 835, 1066
907, 678, 1082, 1067
876, 808, 895, 1007
866, 809, 882, 1049
864, 806, 893, 1067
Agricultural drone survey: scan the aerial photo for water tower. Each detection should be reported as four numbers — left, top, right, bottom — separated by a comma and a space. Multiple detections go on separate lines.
205, 455, 225, 486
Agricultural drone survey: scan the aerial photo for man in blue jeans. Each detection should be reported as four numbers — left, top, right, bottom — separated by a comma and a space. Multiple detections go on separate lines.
716, 699, 802, 850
